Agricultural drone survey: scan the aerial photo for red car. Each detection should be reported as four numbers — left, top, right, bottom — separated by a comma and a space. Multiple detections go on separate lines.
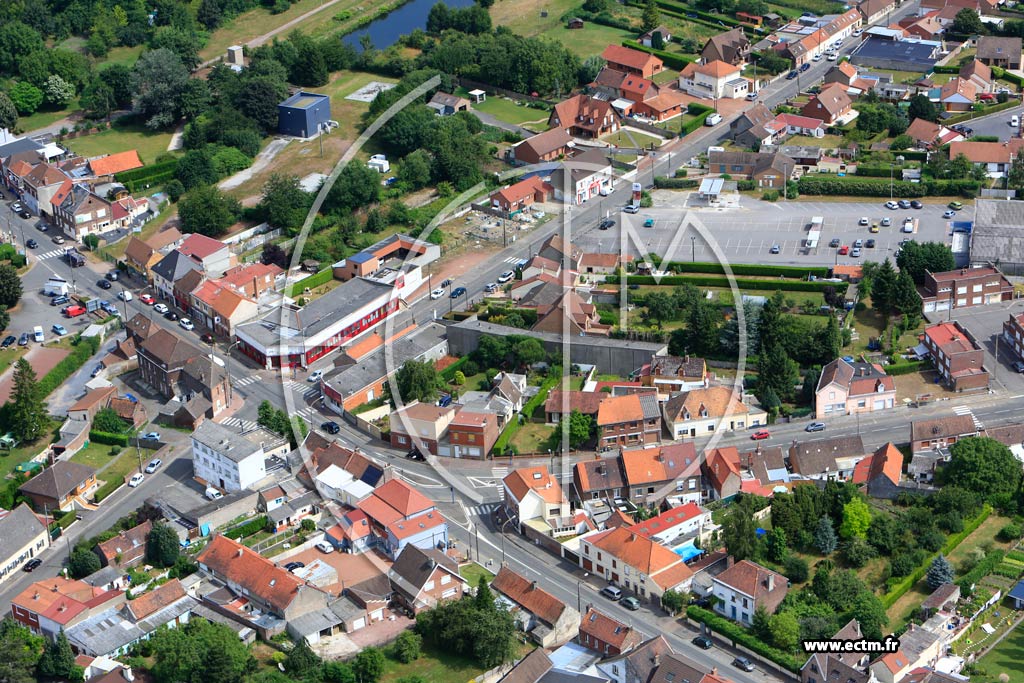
751, 429, 771, 440
838, 245, 850, 255
140, 294, 155, 305
64, 305, 86, 318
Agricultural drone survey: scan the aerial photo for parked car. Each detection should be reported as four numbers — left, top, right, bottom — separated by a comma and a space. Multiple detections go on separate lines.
621, 597, 641, 611
829, 238, 841, 248
10, 202, 22, 213
623, 204, 640, 214
885, 201, 898, 210
948, 201, 963, 210
600, 586, 623, 601
51, 324, 67, 336
827, 53, 837, 61
106, 271, 118, 281
154, 303, 169, 314
943, 210, 956, 219
51, 235, 65, 245
407, 447, 425, 461
853, 239, 863, 248
64, 305, 86, 318
321, 421, 340, 434
1014, 361, 1024, 373
140, 294, 155, 305
430, 287, 445, 299
866, 239, 876, 248
851, 247, 862, 257
128, 473, 144, 488
769, 244, 780, 254
450, 286, 467, 298
497, 270, 515, 283
910, 200, 923, 209
179, 318, 194, 330
143, 432, 161, 441
145, 459, 162, 473
880, 217, 891, 226
838, 245, 849, 255
692, 636, 713, 650
440, 279, 452, 288
315, 541, 335, 554
704, 112, 722, 126
806, 422, 826, 432
484, 282, 499, 294
205, 487, 223, 500
799, 63, 810, 72
97, 279, 112, 289
869, 223, 880, 233
117, 290, 132, 301
164, 311, 179, 321
643, 217, 654, 227
201, 333, 214, 344
22, 558, 42, 572
733, 658, 756, 673
898, 199, 912, 209
858, 217, 869, 226
1, 335, 15, 348
18, 333, 28, 346
745, 92, 758, 101
751, 429, 770, 440
308, 370, 323, 382
598, 218, 615, 230
284, 561, 305, 572
99, 301, 118, 315
786, 70, 798, 80
25, 239, 37, 249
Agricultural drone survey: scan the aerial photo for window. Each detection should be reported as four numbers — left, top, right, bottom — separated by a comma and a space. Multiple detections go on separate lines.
612, 560, 617, 569
973, 284, 983, 292
441, 574, 451, 585
584, 546, 589, 555
425, 580, 435, 591
742, 598, 748, 608
689, 479, 696, 490
957, 286, 967, 294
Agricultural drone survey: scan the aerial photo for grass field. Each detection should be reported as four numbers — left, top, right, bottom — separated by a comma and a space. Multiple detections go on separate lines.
101, 45, 145, 68
64, 118, 175, 164
0, 347, 28, 383
381, 643, 530, 683
538, 22, 636, 58
510, 422, 557, 453
68, 441, 125, 471
72, 446, 143, 484
199, 0, 331, 60
454, 89, 549, 127
490, 0, 578, 36
974, 618, 1024, 683
460, 562, 496, 587
603, 129, 664, 149
16, 103, 80, 135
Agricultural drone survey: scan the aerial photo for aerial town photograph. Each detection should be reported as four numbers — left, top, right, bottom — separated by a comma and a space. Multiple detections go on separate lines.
9, 0, 1024, 681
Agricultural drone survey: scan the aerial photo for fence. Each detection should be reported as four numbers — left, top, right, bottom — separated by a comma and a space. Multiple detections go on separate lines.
454, 77, 557, 107
981, 189, 1017, 199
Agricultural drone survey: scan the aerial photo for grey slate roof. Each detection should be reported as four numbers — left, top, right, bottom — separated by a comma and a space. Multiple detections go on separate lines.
151, 249, 201, 284
323, 322, 447, 396
388, 544, 462, 603
65, 595, 196, 656
972, 199, 1024, 266
0, 504, 47, 553
19, 461, 96, 500
0, 138, 44, 161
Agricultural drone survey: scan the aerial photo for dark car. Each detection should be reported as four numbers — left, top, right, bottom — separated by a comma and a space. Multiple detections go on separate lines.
829, 238, 841, 248
97, 279, 112, 289
866, 239, 876, 248
407, 447, 425, 461
18, 210, 30, 220
106, 271, 119, 281
25, 239, 37, 249
799, 62, 811, 72
692, 636, 713, 650
786, 70, 798, 80
164, 311, 179, 321
0, 335, 14, 348
36, 223, 47, 232
440, 279, 452, 288
806, 422, 826, 432
733, 657, 756, 672
321, 421, 340, 434
22, 558, 42, 572
598, 218, 615, 230
18, 333, 29, 346
201, 333, 215, 344
450, 286, 467, 298
284, 561, 305, 573
1014, 361, 1024, 373
621, 597, 641, 611
910, 200, 923, 209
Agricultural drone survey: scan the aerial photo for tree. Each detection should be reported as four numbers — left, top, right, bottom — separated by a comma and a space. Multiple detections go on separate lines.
150, 26, 202, 70
395, 359, 440, 404
80, 78, 115, 120
722, 505, 758, 561
767, 527, 788, 563
684, 299, 721, 356
474, 575, 494, 611
1010, 154, 1024, 192
849, 590, 888, 640
567, 410, 593, 449
811, 518, 835, 557
661, 589, 685, 614
8, 81, 42, 115
651, 30, 666, 49
821, 316, 842, 361
237, 76, 290, 132
0, 617, 43, 683
0, 91, 16, 132
130, 48, 190, 129
93, 407, 128, 433
9, 358, 45, 442
259, 174, 310, 232
393, 630, 422, 664
839, 498, 871, 539
944, 437, 1022, 503
583, 0, 608, 9
36, 629, 75, 680
908, 94, 939, 123
644, 291, 675, 328
870, 258, 897, 315
802, 367, 821, 407
150, 618, 256, 683
783, 555, 809, 583
757, 344, 799, 403
353, 647, 386, 683
326, 161, 380, 213
284, 639, 320, 676
291, 35, 329, 87
146, 521, 181, 567
0, 263, 22, 308
398, 149, 433, 189
68, 547, 101, 578
894, 271, 921, 321
842, 537, 876, 568
512, 337, 545, 368
179, 186, 242, 237
642, 0, 661, 31
951, 7, 983, 34
0, 22, 44, 76
926, 554, 954, 590
768, 612, 800, 651
751, 605, 771, 641
896, 242, 955, 285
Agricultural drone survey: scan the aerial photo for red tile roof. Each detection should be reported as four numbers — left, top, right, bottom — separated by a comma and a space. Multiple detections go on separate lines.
196, 535, 305, 613
89, 150, 143, 177
371, 479, 435, 517
387, 510, 447, 540
628, 503, 705, 538
491, 567, 568, 626
580, 607, 643, 652
179, 233, 227, 260
586, 526, 690, 579
704, 446, 741, 493
601, 45, 663, 72
504, 466, 564, 505
126, 578, 186, 620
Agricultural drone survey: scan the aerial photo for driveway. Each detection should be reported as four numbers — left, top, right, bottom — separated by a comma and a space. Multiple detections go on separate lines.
218, 138, 291, 191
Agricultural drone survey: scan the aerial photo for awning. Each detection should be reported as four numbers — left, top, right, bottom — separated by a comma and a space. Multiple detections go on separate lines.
912, 343, 929, 359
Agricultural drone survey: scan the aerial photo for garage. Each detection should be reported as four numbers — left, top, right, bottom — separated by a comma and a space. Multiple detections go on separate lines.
370, 609, 384, 622
352, 617, 366, 631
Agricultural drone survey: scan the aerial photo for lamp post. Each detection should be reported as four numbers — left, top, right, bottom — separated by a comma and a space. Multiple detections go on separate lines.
691, 235, 697, 262
500, 517, 514, 564
890, 163, 894, 201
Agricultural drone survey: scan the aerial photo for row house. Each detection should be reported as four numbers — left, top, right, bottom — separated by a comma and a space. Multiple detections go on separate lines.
622, 443, 703, 505
596, 393, 662, 451
573, 455, 627, 502
51, 182, 112, 242
189, 279, 259, 337
729, 102, 776, 148
919, 265, 1013, 313
0, 505, 49, 585
1004, 311, 1024, 365
503, 466, 570, 527
578, 607, 644, 656
852, 442, 904, 499
22, 163, 70, 217
448, 409, 500, 459
387, 545, 467, 615
492, 567, 580, 648
592, 68, 687, 121
788, 435, 867, 481
910, 414, 979, 455
11, 577, 125, 640
628, 502, 713, 546
937, 77, 975, 113
123, 229, 184, 282
662, 386, 767, 439
547, 148, 615, 205
801, 620, 872, 683
579, 526, 694, 603
960, 59, 993, 93
921, 321, 989, 392
858, 0, 896, 24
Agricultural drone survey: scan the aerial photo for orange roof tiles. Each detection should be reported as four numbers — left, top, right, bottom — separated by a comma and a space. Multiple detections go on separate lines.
126, 579, 186, 621
372, 479, 435, 517
620, 443, 698, 486
197, 535, 306, 613
587, 526, 692, 582
596, 394, 643, 425
491, 567, 568, 626
601, 45, 663, 72
503, 466, 564, 505
89, 150, 143, 177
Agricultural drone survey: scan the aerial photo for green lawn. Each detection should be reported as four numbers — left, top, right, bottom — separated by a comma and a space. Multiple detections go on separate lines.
454, 89, 549, 127
510, 422, 557, 454
100, 45, 144, 68
602, 129, 664, 149
64, 118, 175, 164
382, 643, 532, 683
71, 446, 144, 484
16, 102, 80, 135
0, 419, 59, 480
657, 114, 699, 134
199, 0, 328, 60
69, 441, 128, 471
460, 562, 496, 587
973, 616, 1024, 683
537, 22, 635, 58
0, 347, 28, 382
787, 134, 846, 150
652, 69, 681, 85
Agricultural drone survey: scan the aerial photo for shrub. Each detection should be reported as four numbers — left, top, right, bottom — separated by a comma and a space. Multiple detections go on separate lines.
225, 516, 270, 540
959, 550, 1006, 596
653, 177, 700, 189
687, 606, 803, 671
93, 478, 123, 503
89, 430, 130, 447
610, 274, 846, 294
998, 523, 1022, 542
285, 268, 335, 297
761, 189, 780, 201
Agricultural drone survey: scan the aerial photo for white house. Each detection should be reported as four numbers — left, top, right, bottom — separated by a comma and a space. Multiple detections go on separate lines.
314, 464, 374, 506
678, 60, 749, 99
191, 420, 268, 492
628, 502, 713, 545
662, 386, 766, 440
503, 466, 570, 523
548, 148, 614, 206
712, 559, 789, 625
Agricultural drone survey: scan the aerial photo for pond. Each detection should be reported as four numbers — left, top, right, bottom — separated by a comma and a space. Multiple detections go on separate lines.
343, 0, 476, 51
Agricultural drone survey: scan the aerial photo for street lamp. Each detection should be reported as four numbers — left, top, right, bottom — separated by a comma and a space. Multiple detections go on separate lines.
691, 235, 697, 262
890, 163, 894, 201
499, 517, 514, 564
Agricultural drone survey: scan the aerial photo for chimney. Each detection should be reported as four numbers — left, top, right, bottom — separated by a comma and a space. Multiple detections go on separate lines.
531, 580, 538, 590
122, 667, 135, 682
767, 573, 775, 591
237, 548, 244, 558
726, 555, 735, 568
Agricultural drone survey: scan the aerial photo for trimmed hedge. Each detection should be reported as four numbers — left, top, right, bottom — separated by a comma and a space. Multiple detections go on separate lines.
620, 40, 696, 70
797, 176, 980, 198
885, 359, 930, 376
662, 262, 830, 278
90, 431, 130, 447
116, 159, 179, 194
37, 335, 101, 398
440, 356, 471, 383
653, 177, 700, 189
992, 65, 1024, 88
494, 369, 561, 454
93, 478, 123, 503
687, 606, 803, 672
53, 509, 78, 530
854, 165, 909, 178
959, 549, 1005, 597
225, 515, 270, 540
609, 274, 847, 293
286, 268, 335, 297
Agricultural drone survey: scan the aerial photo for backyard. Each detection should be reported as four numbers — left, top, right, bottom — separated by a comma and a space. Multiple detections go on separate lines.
602, 129, 664, 149
71, 444, 146, 485
973, 618, 1024, 683
64, 118, 176, 164
0, 420, 58, 480
381, 642, 533, 683
454, 90, 550, 127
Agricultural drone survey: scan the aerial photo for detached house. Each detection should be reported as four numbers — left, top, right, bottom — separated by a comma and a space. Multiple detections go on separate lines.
662, 386, 766, 439
488, 176, 551, 218
801, 84, 853, 125
601, 45, 664, 78
707, 150, 795, 189
729, 103, 776, 148
814, 358, 897, 418
852, 442, 904, 499
977, 36, 1022, 70
702, 28, 751, 66
802, 620, 872, 683
356, 479, 447, 560
904, 118, 963, 149
921, 320, 989, 392
938, 77, 976, 112
508, 128, 573, 165
596, 393, 662, 451
960, 59, 993, 93
492, 567, 580, 647
548, 94, 620, 138
712, 559, 788, 624
678, 61, 749, 100
19, 461, 98, 512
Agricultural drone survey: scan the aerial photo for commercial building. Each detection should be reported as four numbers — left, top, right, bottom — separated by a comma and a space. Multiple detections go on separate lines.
191, 420, 284, 492
919, 265, 1013, 312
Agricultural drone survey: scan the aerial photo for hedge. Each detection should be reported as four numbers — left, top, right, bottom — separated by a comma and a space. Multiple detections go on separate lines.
653, 177, 700, 189
687, 606, 804, 672
286, 268, 335, 297
883, 505, 991, 607
797, 176, 980, 198
945, 99, 1021, 125
853, 165, 909, 178
884, 359, 930, 376
610, 274, 848, 293
440, 356, 471, 382
494, 369, 561, 454
52, 509, 78, 531
620, 40, 696, 71
37, 335, 101, 398
992, 65, 1024, 88
1007, 550, 1024, 563
225, 515, 269, 540
115, 159, 178, 185
90, 430, 130, 446
661, 262, 831, 278
959, 549, 1006, 597
93, 478, 123, 503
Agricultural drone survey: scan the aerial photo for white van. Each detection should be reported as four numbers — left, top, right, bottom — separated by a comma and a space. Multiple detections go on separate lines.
32, 326, 44, 343
205, 487, 223, 501
705, 112, 723, 126
1012, 115, 1020, 128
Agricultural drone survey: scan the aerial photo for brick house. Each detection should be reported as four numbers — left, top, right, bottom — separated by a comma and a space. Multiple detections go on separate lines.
596, 393, 662, 451
11, 577, 125, 640
920, 265, 1013, 313
707, 151, 795, 189
601, 45, 664, 78
508, 128, 573, 165
621, 443, 702, 506
447, 409, 499, 459
51, 183, 113, 242
910, 414, 978, 454
573, 456, 626, 502
703, 446, 742, 501
137, 328, 203, 400
548, 95, 620, 138
578, 607, 644, 656
921, 321, 989, 391
387, 545, 466, 614
487, 176, 551, 218
977, 36, 1022, 70
18, 461, 98, 512
851, 443, 904, 499
94, 521, 153, 568
702, 28, 751, 65
814, 358, 897, 418
389, 402, 456, 455
938, 77, 976, 112
712, 559, 788, 624
801, 84, 853, 124
492, 567, 580, 648
123, 228, 184, 281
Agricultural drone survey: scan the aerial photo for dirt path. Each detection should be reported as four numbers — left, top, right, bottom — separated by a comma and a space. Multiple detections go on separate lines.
0, 346, 71, 405
219, 138, 291, 191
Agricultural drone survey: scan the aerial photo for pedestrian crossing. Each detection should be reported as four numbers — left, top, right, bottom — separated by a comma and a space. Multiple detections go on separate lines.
501, 256, 520, 264
491, 467, 508, 479
952, 405, 984, 431
302, 387, 320, 400
234, 376, 260, 387
466, 502, 502, 517
296, 406, 319, 422
36, 249, 66, 261
220, 416, 258, 431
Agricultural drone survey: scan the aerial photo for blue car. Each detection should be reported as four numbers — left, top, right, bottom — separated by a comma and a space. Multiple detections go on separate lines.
799, 62, 811, 73
51, 324, 68, 336
99, 301, 119, 315
786, 70, 798, 80
450, 287, 467, 299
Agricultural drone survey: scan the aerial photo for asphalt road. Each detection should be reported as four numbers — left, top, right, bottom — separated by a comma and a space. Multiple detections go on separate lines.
952, 102, 1024, 141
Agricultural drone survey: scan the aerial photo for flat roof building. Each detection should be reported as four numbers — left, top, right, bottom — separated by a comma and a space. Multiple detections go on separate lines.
278, 91, 332, 139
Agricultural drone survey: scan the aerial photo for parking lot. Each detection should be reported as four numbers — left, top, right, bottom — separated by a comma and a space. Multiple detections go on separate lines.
927, 299, 1024, 395
581, 197, 961, 267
